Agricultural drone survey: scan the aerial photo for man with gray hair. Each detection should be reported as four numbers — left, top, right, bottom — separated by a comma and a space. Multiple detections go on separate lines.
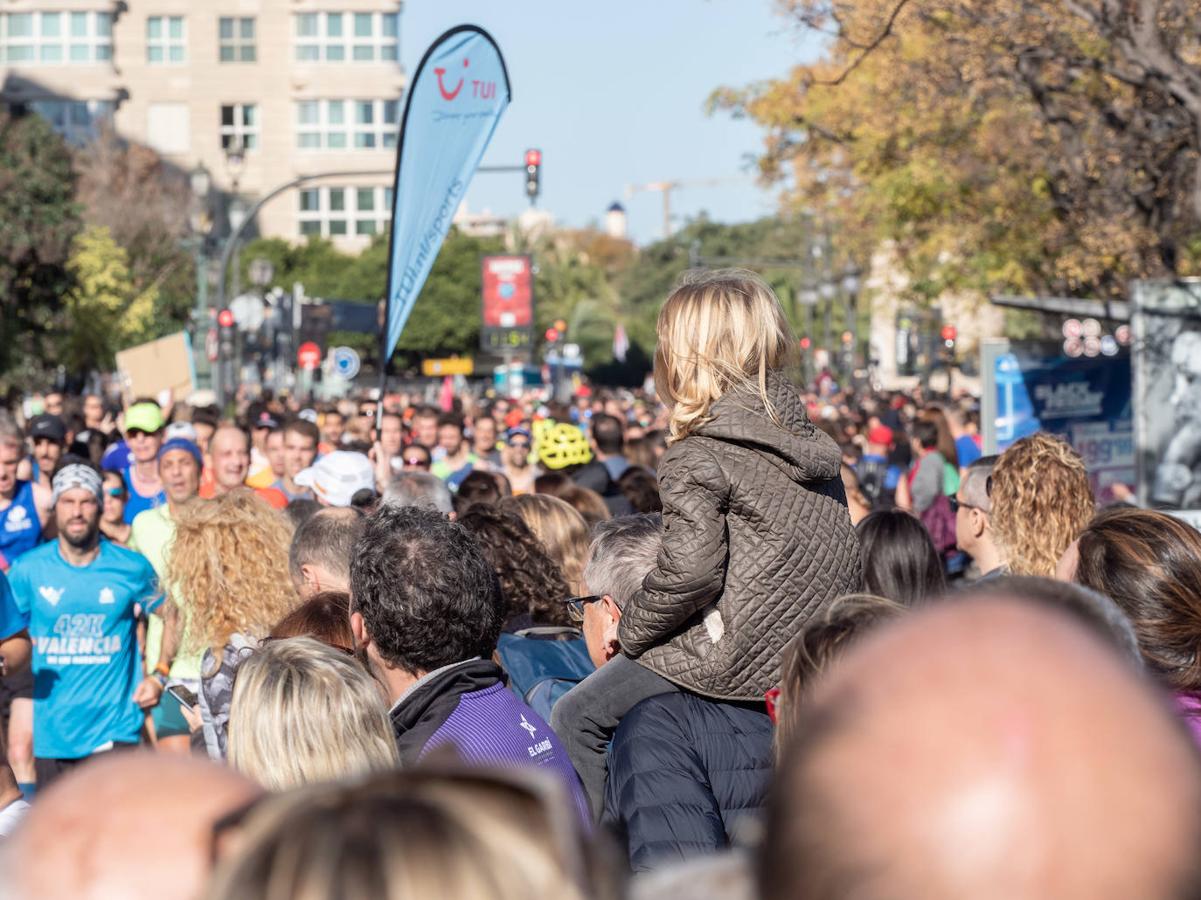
575, 513, 663, 669
289, 507, 365, 597
556, 513, 776, 865
954, 455, 1006, 582
382, 471, 453, 516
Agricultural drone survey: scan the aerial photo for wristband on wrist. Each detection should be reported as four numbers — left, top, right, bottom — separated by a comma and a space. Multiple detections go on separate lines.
154, 661, 171, 678
152, 672, 168, 687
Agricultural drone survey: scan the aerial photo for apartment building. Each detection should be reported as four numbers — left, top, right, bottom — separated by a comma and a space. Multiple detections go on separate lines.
0, 0, 405, 249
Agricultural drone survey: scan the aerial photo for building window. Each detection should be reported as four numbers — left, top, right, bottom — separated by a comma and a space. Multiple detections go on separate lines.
0, 11, 112, 64
147, 16, 185, 65
296, 99, 398, 151
220, 103, 258, 151
293, 12, 399, 63
30, 98, 113, 144
297, 185, 392, 238
218, 17, 255, 63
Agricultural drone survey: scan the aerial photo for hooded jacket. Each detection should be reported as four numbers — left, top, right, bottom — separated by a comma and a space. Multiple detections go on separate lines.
618, 373, 860, 699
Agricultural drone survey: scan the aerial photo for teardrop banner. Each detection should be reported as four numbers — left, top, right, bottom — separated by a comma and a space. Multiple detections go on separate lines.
381, 25, 512, 381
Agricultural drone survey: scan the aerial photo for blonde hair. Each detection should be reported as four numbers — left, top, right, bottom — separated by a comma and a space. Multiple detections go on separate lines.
228, 637, 398, 791
205, 766, 617, 900
654, 268, 796, 442
503, 494, 591, 594
990, 433, 1096, 577
166, 489, 298, 654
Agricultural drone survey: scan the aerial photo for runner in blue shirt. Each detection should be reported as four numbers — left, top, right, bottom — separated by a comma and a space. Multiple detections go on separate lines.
0, 420, 51, 572
0, 569, 30, 680
3, 458, 169, 788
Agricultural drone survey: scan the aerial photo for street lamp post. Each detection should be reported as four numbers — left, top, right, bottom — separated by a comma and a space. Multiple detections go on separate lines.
187, 162, 212, 386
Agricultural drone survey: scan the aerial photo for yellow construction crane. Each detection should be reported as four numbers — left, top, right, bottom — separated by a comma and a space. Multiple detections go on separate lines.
624, 176, 747, 239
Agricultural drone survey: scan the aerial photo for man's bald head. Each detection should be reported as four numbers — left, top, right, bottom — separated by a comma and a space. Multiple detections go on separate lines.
762, 597, 1201, 900
5, 753, 260, 899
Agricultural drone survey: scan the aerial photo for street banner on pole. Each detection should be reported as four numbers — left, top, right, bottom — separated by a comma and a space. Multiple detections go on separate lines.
382, 25, 511, 365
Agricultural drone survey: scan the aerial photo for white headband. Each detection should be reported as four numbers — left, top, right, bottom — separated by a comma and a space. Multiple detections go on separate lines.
51, 464, 103, 506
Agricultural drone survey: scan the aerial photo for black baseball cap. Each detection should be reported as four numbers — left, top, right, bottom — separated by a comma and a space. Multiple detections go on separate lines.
28, 414, 66, 445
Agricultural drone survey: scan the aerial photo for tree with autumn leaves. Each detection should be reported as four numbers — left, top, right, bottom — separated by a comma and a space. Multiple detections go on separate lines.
714, 0, 1201, 301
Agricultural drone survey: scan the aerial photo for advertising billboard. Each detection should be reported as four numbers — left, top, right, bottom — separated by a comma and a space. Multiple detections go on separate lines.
982, 340, 1134, 504
481, 254, 534, 352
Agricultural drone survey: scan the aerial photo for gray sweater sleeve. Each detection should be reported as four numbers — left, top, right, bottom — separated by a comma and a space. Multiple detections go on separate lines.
910, 452, 944, 513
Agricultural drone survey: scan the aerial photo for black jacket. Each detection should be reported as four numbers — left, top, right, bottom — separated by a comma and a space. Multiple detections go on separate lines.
602, 691, 774, 873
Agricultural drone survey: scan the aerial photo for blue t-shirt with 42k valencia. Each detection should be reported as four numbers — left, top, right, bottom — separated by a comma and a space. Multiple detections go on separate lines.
2, 540, 159, 760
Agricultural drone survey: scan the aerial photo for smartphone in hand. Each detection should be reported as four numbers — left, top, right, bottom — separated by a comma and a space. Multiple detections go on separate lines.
166, 684, 198, 709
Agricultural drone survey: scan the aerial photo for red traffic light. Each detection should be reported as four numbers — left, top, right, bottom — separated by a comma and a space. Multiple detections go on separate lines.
940, 324, 957, 343
799, 337, 811, 350
217, 308, 235, 328
545, 327, 559, 343
525, 148, 542, 167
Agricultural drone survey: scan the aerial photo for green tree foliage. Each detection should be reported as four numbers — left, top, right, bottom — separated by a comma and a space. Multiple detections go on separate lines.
617, 216, 826, 351
74, 127, 195, 342
62, 226, 158, 372
239, 229, 503, 366
0, 112, 80, 387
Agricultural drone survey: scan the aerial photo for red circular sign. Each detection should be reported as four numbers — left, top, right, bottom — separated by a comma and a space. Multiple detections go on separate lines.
940, 324, 957, 343
217, 308, 235, 329
297, 341, 322, 370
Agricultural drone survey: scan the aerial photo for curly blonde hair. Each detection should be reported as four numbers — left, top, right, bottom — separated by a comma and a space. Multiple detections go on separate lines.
167, 489, 299, 654
989, 433, 1095, 577
502, 494, 591, 595
653, 268, 796, 443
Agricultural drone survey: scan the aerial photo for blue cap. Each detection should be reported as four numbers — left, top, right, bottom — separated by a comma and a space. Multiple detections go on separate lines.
505, 427, 532, 442
158, 438, 203, 468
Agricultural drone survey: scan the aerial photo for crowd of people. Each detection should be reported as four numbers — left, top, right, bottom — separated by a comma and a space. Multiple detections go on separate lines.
0, 268, 1199, 899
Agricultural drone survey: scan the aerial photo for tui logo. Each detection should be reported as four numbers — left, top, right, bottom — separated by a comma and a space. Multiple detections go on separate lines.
434, 58, 468, 101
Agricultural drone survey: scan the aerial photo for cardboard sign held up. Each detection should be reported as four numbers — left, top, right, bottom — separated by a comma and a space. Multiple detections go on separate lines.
114, 332, 195, 407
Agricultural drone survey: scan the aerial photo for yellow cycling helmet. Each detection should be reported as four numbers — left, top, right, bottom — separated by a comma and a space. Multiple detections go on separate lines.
536, 422, 593, 470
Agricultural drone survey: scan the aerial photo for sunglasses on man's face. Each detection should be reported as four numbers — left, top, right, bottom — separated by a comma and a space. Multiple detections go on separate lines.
403, 457, 430, 468
126, 429, 157, 439
564, 594, 602, 624
508, 441, 531, 451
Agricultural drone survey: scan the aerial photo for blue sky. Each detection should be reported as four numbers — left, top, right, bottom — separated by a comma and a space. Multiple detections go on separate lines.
402, 1, 820, 244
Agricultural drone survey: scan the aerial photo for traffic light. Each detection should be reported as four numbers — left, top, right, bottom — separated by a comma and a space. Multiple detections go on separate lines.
525, 148, 542, 200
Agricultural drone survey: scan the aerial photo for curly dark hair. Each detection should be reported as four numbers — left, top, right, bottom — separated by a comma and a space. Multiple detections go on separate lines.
457, 504, 572, 628
349, 505, 503, 674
